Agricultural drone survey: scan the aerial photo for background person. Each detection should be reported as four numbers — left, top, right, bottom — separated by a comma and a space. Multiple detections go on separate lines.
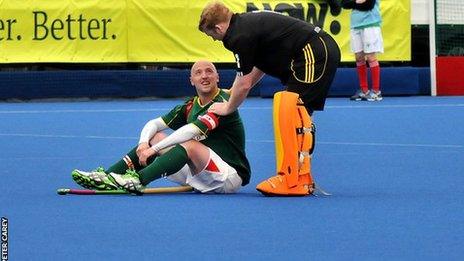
342, 0, 384, 101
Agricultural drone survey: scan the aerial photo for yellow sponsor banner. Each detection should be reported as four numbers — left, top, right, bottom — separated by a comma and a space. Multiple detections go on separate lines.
0, 0, 410, 63
0, 0, 127, 63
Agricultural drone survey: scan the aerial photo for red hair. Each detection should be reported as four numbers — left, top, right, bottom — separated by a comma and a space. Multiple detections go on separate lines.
198, 1, 233, 32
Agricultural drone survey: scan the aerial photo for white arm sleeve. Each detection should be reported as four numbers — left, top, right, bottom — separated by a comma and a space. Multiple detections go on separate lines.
151, 123, 202, 153
138, 117, 168, 144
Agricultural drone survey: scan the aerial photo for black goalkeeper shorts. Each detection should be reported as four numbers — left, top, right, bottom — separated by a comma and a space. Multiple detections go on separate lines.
286, 31, 341, 114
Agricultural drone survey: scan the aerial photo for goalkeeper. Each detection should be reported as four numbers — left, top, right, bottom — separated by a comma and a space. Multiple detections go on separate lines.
71, 60, 250, 194
199, 1, 341, 196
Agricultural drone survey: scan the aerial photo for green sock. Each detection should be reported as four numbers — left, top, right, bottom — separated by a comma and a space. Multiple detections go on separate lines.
138, 144, 189, 186
106, 146, 155, 174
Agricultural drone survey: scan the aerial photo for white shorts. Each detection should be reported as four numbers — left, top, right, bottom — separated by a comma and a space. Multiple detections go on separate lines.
167, 148, 242, 194
350, 26, 384, 54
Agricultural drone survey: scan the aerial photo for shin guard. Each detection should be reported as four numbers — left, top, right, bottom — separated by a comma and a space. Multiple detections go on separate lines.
296, 99, 315, 186
256, 91, 315, 196
273, 91, 300, 187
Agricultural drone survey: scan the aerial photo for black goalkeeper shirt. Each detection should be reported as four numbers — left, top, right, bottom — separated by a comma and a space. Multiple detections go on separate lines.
222, 11, 319, 83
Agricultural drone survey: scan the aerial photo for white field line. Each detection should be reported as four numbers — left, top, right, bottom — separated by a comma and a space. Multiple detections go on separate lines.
0, 108, 170, 114
0, 133, 137, 140
1, 103, 464, 114
247, 139, 463, 148
245, 103, 464, 110
1, 133, 462, 149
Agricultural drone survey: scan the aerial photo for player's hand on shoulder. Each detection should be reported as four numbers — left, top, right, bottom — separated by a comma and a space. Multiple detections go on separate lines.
208, 101, 231, 116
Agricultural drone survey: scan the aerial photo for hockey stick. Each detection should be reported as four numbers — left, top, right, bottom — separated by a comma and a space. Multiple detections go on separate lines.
57, 185, 193, 195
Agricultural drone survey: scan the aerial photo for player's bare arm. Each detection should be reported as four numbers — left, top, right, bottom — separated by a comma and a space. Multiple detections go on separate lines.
208, 67, 264, 115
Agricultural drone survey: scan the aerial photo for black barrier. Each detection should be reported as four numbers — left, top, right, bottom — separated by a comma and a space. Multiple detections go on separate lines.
0, 67, 430, 100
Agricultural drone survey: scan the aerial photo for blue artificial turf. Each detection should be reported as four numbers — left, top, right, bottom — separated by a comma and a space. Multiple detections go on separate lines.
0, 96, 463, 260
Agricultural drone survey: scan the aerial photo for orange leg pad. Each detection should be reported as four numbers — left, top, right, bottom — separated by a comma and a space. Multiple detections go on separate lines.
256, 91, 316, 196
296, 101, 314, 185
273, 91, 300, 186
